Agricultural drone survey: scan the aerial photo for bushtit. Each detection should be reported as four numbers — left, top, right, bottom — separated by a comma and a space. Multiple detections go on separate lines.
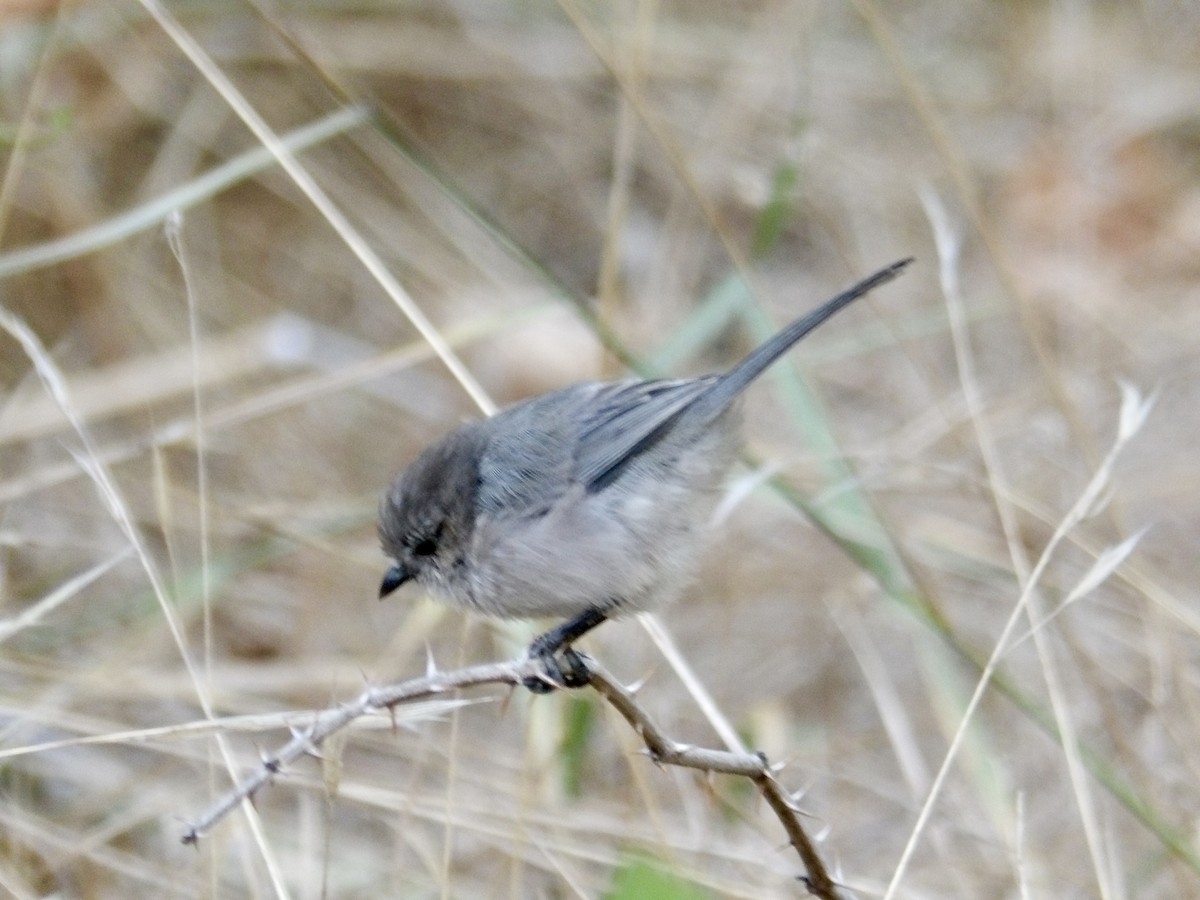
379, 258, 911, 691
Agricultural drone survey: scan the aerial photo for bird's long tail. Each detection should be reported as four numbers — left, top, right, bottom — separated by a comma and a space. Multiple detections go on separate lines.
690, 257, 913, 421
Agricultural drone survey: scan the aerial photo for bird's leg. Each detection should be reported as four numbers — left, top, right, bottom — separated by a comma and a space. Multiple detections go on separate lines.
524, 607, 609, 693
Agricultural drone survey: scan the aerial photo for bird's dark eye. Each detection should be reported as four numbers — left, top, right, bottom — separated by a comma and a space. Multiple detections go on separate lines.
411, 521, 443, 557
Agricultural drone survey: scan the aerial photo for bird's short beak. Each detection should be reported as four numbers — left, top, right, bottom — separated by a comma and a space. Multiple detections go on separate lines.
379, 564, 410, 599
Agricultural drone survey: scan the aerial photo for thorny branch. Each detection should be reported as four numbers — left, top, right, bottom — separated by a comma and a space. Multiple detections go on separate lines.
181, 655, 846, 899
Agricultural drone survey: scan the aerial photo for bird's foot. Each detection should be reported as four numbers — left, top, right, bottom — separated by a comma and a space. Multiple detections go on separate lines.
523, 641, 592, 693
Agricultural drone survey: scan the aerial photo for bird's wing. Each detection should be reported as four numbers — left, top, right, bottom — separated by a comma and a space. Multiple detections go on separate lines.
573, 376, 718, 492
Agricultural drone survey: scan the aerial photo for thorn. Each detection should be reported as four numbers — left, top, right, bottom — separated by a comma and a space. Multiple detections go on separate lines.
424, 643, 439, 679
286, 725, 323, 760
498, 683, 515, 717
789, 775, 817, 806
626, 669, 654, 695
781, 792, 816, 816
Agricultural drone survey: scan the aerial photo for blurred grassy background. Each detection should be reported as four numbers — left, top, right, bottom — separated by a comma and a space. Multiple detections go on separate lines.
1, 1, 1198, 897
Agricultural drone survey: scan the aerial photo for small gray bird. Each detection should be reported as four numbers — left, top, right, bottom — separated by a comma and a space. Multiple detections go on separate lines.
379, 259, 911, 691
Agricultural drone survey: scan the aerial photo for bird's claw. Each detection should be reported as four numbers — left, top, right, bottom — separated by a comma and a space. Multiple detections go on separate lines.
523, 645, 591, 693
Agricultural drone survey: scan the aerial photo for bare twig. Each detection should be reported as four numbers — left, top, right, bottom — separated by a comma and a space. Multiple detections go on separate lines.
179, 657, 538, 845
586, 661, 845, 899
181, 655, 845, 899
